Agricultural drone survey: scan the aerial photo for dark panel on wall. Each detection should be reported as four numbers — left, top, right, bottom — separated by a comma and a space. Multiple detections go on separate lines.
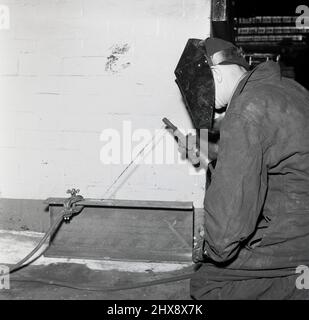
211, 0, 235, 42
232, 0, 309, 89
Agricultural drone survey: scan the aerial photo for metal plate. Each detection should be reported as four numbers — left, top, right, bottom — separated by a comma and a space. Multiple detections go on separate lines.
45, 199, 194, 263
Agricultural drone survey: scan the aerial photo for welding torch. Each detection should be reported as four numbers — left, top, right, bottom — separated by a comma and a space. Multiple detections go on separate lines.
162, 117, 200, 165
163, 118, 207, 262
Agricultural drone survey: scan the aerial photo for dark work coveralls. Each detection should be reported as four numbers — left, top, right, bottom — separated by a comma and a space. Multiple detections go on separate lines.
191, 61, 309, 299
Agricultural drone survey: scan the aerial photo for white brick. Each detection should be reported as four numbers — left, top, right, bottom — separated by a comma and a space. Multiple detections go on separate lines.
0, 39, 37, 55
58, 76, 108, 95
81, 39, 112, 57
0, 92, 59, 113
62, 56, 108, 76
0, 53, 18, 75
37, 39, 83, 57
15, 129, 65, 149
0, 129, 15, 147
0, 110, 39, 132
0, 147, 23, 184
0, 76, 38, 96
14, 14, 78, 40
60, 131, 102, 152
19, 53, 62, 76
0, 76, 61, 107
37, 0, 83, 19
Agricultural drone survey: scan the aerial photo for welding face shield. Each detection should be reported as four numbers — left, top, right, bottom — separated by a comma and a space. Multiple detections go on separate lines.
175, 39, 215, 130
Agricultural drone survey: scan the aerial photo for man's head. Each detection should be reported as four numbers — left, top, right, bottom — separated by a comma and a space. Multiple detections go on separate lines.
174, 37, 249, 129
210, 64, 248, 109
201, 37, 250, 109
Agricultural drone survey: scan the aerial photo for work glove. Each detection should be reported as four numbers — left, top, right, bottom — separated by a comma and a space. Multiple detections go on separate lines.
176, 132, 201, 165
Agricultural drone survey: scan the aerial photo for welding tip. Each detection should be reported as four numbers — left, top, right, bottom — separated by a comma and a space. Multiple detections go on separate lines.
162, 117, 178, 132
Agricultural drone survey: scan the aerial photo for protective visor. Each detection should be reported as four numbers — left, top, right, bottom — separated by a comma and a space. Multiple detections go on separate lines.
175, 39, 215, 130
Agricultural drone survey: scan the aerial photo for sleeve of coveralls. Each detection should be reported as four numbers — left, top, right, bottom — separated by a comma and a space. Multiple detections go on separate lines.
202, 112, 268, 263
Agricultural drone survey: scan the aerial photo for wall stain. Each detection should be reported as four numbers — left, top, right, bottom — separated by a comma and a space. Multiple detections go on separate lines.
105, 44, 131, 74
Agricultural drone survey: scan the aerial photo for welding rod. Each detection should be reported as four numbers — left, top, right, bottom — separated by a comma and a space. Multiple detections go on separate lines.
101, 124, 166, 199
162, 117, 178, 132
102, 118, 188, 199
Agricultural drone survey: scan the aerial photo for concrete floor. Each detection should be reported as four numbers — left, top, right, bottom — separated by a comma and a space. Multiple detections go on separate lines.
0, 230, 192, 300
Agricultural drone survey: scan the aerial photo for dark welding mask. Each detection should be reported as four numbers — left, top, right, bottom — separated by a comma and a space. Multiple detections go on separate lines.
174, 38, 215, 130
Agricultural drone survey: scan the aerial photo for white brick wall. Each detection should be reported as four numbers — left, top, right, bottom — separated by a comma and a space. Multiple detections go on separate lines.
0, 0, 211, 206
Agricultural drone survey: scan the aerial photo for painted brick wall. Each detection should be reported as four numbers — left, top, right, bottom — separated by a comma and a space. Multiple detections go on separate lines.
0, 0, 211, 207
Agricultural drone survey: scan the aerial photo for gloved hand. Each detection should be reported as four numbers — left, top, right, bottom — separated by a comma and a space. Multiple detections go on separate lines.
176, 131, 200, 165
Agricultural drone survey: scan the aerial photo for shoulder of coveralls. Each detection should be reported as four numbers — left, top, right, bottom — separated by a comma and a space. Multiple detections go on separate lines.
230, 85, 272, 123
225, 84, 282, 143
227, 60, 285, 126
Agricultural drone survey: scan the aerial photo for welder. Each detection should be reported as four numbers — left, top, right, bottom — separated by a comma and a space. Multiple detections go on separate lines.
174, 37, 309, 299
